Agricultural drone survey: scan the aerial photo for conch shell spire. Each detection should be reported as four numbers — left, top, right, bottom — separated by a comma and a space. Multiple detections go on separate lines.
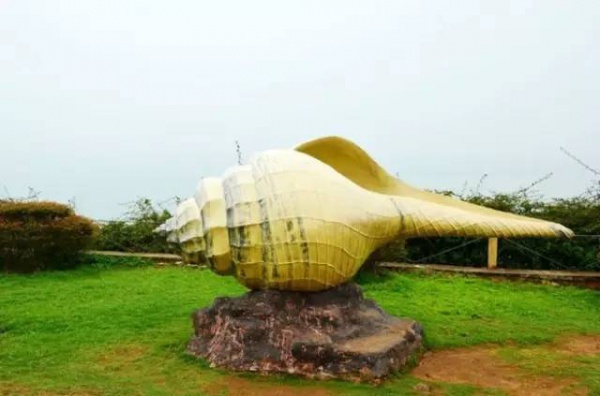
160, 136, 573, 291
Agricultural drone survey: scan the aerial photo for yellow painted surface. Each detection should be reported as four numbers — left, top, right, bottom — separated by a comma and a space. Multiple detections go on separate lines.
163, 136, 573, 291
488, 238, 498, 269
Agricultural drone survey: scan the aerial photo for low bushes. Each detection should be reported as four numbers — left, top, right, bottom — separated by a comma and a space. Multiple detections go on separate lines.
0, 200, 96, 272
92, 198, 177, 254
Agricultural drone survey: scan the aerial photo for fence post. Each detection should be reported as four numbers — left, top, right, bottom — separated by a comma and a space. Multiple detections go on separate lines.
487, 238, 498, 269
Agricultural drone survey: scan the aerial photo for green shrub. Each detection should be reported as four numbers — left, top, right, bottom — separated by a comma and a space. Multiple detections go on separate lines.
0, 200, 96, 272
0, 200, 74, 220
92, 198, 177, 254
81, 254, 155, 269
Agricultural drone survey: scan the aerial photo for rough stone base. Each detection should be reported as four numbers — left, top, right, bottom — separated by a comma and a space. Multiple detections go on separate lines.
187, 283, 424, 382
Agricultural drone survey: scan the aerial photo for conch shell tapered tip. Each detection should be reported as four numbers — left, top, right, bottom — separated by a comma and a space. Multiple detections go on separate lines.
552, 223, 575, 239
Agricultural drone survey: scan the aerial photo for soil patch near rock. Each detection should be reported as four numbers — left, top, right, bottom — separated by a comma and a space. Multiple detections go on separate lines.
203, 377, 332, 396
412, 345, 588, 396
554, 335, 600, 355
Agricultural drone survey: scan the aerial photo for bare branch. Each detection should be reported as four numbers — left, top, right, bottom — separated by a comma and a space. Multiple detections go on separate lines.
235, 140, 243, 166
515, 172, 554, 195
472, 173, 488, 195
560, 147, 600, 176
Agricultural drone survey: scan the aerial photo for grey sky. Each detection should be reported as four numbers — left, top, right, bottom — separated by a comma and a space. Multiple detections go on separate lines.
1, 0, 598, 220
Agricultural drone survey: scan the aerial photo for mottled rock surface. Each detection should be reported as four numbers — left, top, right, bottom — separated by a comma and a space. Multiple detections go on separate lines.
187, 283, 424, 382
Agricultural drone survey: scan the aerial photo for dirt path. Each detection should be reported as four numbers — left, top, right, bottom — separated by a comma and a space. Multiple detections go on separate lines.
411, 335, 600, 396
203, 377, 332, 396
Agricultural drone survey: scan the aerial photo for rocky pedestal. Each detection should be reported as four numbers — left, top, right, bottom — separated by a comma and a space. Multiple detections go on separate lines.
187, 283, 424, 382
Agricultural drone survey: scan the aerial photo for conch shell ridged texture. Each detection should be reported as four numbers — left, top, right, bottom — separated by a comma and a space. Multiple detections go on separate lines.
161, 136, 573, 292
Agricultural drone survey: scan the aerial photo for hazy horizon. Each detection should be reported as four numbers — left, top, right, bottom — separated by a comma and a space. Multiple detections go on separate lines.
1, 1, 598, 220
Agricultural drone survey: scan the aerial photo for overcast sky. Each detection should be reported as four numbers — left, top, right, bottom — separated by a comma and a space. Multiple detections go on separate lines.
1, 1, 598, 220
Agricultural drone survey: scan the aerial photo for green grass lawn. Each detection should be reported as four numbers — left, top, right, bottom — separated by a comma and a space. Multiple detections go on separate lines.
1, 259, 599, 395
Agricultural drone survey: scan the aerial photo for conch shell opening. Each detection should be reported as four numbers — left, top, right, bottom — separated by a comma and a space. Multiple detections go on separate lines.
159, 136, 573, 291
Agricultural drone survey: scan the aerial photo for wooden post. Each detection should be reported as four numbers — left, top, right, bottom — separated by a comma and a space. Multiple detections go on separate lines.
487, 238, 498, 269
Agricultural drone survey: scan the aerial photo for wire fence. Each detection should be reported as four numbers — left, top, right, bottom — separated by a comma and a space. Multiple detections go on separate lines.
381, 235, 600, 272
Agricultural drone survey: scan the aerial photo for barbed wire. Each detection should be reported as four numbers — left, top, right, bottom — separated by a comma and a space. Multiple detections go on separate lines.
405, 235, 598, 269
411, 238, 484, 264
502, 238, 573, 270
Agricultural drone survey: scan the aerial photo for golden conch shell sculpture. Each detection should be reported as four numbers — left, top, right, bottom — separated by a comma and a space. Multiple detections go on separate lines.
161, 136, 573, 292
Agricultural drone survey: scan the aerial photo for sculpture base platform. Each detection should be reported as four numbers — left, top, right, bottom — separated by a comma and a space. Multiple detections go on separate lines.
187, 283, 424, 382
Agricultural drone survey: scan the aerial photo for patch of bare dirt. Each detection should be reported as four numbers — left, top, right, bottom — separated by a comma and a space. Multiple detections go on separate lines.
0, 383, 30, 396
411, 346, 587, 396
203, 376, 332, 396
555, 335, 600, 355
0, 382, 101, 396
94, 344, 148, 368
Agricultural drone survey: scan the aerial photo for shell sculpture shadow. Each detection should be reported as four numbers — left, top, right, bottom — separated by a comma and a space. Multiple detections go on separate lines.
160, 136, 573, 292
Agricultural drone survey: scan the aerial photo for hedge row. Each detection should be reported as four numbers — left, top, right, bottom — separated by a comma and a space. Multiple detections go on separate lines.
0, 201, 74, 221
0, 200, 95, 272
